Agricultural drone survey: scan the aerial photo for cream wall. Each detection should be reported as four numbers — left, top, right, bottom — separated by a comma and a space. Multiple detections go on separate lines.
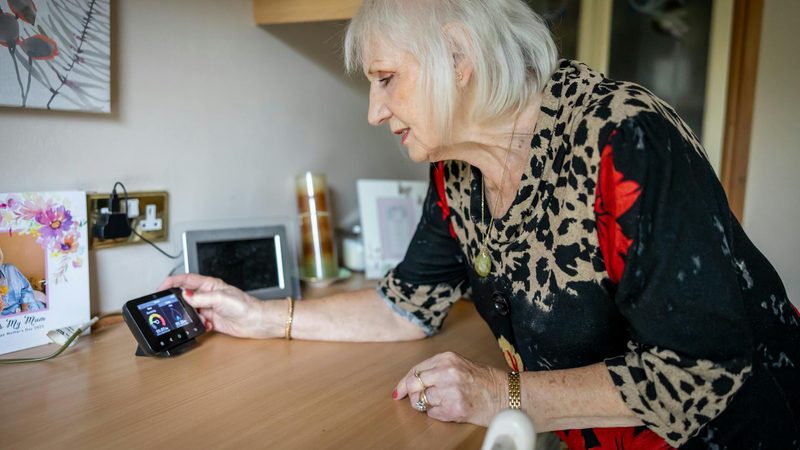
743, 0, 800, 306
0, 0, 425, 314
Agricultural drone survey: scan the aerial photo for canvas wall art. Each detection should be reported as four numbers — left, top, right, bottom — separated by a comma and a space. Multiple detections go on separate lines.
0, 0, 110, 112
0, 191, 90, 355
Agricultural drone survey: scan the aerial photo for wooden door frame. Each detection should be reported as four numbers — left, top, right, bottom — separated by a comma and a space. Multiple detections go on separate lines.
578, 0, 763, 222
719, 0, 764, 222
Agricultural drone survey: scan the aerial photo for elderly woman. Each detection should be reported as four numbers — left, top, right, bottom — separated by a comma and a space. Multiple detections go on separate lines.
161, 0, 799, 448
0, 246, 44, 315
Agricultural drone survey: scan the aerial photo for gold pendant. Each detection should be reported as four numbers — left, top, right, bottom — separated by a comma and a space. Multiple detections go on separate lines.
475, 247, 492, 277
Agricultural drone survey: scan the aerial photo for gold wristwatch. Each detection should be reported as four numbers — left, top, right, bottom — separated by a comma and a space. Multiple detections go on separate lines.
508, 371, 521, 409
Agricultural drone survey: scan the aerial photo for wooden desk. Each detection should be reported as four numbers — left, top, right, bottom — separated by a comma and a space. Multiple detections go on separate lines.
0, 279, 506, 449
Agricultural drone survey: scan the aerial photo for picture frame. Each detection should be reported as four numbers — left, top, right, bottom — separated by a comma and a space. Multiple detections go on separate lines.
0, 0, 111, 112
0, 191, 90, 355
356, 179, 428, 279
182, 225, 301, 300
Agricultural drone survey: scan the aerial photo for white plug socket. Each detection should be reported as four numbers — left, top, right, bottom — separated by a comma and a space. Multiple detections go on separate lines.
139, 204, 163, 231
126, 199, 140, 219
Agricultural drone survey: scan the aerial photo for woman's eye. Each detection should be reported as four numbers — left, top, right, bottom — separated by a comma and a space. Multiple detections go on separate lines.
378, 75, 393, 86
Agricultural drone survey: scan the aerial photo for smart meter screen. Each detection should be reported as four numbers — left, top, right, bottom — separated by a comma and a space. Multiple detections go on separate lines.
136, 292, 194, 337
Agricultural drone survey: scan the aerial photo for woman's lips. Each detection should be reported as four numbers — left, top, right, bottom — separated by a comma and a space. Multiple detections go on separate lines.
400, 128, 410, 145
393, 128, 410, 145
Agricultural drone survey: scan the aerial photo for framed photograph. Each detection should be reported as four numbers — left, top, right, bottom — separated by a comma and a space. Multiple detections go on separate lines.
356, 179, 427, 279
182, 225, 301, 300
0, 191, 90, 355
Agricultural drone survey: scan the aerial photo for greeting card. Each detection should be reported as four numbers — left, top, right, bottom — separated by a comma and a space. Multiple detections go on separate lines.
0, 191, 90, 355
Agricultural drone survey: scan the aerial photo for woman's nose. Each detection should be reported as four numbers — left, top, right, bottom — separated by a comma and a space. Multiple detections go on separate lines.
368, 91, 391, 126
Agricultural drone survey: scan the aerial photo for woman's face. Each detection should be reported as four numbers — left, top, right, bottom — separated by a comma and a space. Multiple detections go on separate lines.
365, 40, 441, 162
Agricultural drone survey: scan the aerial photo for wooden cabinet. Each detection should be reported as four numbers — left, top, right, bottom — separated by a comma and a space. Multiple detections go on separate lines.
253, 0, 362, 24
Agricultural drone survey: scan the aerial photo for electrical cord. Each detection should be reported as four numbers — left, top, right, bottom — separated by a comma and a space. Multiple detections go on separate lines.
112, 181, 181, 260
0, 312, 122, 364
168, 261, 184, 276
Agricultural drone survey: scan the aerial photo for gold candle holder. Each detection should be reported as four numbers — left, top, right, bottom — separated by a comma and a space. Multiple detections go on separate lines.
295, 172, 339, 281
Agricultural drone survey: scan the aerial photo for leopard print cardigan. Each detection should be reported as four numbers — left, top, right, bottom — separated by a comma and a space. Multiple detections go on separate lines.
377, 60, 799, 449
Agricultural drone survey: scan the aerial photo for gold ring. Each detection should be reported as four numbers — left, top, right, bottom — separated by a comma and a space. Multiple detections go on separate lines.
414, 370, 427, 389
415, 388, 432, 412
419, 387, 430, 406
413, 370, 432, 412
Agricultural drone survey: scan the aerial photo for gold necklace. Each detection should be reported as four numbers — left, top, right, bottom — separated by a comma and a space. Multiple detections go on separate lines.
474, 119, 518, 278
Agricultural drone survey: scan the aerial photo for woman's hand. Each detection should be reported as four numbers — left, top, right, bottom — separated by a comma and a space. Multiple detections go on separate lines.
393, 351, 506, 426
158, 273, 280, 339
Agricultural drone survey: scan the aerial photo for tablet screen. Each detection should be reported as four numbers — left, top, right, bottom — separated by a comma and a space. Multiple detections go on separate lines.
196, 237, 280, 291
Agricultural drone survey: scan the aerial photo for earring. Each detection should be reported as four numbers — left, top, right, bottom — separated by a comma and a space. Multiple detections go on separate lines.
456, 72, 463, 81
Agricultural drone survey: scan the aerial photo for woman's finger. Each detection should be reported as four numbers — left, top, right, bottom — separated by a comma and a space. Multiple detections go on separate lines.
422, 386, 442, 408
183, 290, 224, 310
157, 273, 194, 291
423, 387, 452, 421
394, 352, 461, 400
425, 385, 466, 423
407, 385, 447, 416
394, 366, 416, 400
395, 362, 436, 400
157, 273, 223, 292
197, 309, 214, 331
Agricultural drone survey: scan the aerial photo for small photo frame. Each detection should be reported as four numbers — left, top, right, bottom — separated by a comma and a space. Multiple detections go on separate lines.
182, 225, 301, 300
357, 179, 428, 279
0, 192, 90, 355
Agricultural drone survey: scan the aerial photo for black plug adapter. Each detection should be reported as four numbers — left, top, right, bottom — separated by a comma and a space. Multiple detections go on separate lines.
93, 212, 131, 240
93, 191, 132, 240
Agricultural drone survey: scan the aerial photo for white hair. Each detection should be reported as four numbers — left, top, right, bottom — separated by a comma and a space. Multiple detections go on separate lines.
344, 0, 558, 142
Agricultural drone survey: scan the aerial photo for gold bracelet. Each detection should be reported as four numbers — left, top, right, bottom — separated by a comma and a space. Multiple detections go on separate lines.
508, 371, 521, 410
284, 296, 294, 340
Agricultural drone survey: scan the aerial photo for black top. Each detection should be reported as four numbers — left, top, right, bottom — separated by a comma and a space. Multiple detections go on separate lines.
377, 61, 800, 449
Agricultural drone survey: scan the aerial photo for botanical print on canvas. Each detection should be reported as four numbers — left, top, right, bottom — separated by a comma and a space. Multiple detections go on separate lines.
0, 0, 110, 112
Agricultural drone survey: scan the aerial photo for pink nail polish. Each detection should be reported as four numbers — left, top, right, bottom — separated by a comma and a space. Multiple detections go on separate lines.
392, 389, 398, 400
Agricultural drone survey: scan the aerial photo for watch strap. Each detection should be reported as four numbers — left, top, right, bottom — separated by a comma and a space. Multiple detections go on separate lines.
508, 371, 521, 409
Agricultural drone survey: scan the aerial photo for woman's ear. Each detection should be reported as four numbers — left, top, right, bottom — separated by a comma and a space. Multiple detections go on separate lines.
443, 23, 474, 88
454, 57, 473, 88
